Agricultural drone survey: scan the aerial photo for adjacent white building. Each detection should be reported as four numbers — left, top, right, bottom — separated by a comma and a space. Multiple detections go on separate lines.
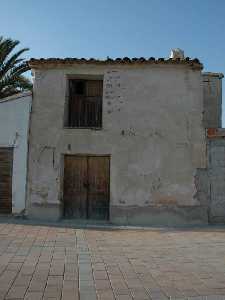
0, 92, 32, 214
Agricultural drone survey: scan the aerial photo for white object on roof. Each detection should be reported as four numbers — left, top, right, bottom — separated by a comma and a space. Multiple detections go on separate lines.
170, 48, 185, 60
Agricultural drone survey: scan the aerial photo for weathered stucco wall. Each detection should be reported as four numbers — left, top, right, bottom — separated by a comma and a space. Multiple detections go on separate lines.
27, 63, 207, 225
207, 132, 225, 223
203, 73, 223, 128
0, 93, 32, 214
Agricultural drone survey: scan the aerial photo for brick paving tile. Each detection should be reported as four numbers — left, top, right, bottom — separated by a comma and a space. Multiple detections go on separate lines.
13, 274, 32, 286
180, 288, 199, 297
6, 262, 23, 271
93, 271, 108, 280
130, 288, 151, 299
93, 263, 107, 271
42, 286, 62, 299
61, 291, 79, 300
80, 290, 97, 300
115, 295, 133, 300
64, 273, 78, 281
147, 291, 168, 300
97, 290, 115, 300
113, 289, 131, 296
62, 281, 79, 298
125, 279, 143, 289
5, 285, 28, 299
95, 279, 112, 290
79, 279, 95, 289
47, 275, 63, 286
24, 291, 43, 300
28, 279, 47, 292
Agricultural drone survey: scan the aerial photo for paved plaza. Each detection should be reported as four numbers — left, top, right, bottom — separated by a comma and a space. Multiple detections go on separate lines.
1, 222, 225, 299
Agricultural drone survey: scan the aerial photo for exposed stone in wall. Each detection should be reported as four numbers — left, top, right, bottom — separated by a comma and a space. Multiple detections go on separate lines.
203, 73, 223, 128
194, 168, 209, 207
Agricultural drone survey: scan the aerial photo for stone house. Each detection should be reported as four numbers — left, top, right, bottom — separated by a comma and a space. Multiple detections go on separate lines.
22, 52, 223, 225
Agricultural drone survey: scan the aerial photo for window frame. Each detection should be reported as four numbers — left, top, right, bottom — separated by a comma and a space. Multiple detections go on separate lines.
64, 75, 104, 130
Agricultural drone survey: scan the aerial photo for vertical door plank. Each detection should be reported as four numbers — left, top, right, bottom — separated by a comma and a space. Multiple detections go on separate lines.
64, 156, 87, 218
88, 156, 109, 220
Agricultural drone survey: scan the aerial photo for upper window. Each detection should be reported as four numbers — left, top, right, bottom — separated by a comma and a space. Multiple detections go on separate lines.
66, 79, 103, 128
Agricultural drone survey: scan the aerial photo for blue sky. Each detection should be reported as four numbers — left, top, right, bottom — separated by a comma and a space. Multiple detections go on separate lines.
1, 0, 225, 124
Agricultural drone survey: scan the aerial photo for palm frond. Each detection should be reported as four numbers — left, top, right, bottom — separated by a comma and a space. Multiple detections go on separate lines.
0, 37, 20, 65
0, 48, 29, 78
0, 37, 32, 99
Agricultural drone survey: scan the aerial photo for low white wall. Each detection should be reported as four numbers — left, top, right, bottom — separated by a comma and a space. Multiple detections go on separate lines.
0, 93, 31, 214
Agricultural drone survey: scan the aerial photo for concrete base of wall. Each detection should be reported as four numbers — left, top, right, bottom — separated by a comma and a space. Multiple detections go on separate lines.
209, 216, 225, 224
28, 203, 62, 222
27, 203, 209, 226
110, 205, 209, 226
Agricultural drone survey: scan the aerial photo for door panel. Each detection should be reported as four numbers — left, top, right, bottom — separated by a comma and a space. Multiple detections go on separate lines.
0, 148, 13, 214
64, 156, 87, 218
63, 155, 109, 220
88, 156, 109, 220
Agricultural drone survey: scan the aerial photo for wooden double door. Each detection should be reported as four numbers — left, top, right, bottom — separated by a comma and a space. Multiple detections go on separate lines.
63, 155, 110, 220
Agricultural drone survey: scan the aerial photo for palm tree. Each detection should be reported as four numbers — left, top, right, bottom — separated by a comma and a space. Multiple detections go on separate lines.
0, 36, 32, 99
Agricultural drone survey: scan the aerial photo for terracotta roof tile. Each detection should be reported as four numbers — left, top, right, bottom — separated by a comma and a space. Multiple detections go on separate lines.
28, 57, 203, 69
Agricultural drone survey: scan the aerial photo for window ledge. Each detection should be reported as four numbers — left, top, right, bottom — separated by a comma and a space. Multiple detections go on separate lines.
63, 127, 102, 130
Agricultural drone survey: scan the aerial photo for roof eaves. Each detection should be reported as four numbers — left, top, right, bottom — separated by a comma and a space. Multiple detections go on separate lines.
28, 57, 203, 70
203, 72, 224, 79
